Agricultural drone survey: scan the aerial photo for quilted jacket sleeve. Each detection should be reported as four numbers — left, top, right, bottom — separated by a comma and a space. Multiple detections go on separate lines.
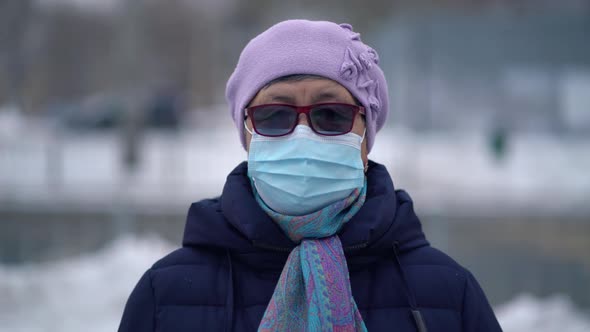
118, 270, 156, 332
461, 271, 503, 332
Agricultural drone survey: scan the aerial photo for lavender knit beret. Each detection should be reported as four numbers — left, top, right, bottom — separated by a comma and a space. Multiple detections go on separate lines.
226, 19, 389, 152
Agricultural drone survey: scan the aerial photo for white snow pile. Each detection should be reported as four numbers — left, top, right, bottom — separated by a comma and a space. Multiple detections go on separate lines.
0, 235, 174, 332
496, 293, 590, 332
0, 235, 589, 332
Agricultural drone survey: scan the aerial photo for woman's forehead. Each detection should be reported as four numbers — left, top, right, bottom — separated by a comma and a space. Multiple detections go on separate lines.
254, 77, 355, 105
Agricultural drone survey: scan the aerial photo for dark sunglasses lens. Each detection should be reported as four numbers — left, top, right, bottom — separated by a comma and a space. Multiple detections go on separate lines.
310, 105, 356, 135
252, 105, 297, 136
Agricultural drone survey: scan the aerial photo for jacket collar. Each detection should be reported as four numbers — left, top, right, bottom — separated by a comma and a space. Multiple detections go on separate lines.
182, 160, 428, 262
215, 160, 428, 254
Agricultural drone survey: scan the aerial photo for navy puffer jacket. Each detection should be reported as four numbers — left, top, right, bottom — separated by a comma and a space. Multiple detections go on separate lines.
119, 161, 502, 332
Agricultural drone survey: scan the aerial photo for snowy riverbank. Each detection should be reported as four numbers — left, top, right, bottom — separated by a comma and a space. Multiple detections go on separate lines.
2, 117, 589, 217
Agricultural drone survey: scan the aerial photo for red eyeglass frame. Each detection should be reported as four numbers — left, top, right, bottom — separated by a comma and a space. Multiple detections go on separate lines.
244, 103, 365, 137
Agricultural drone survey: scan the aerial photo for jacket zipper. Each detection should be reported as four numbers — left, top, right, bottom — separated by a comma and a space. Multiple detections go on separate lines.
252, 241, 293, 252
343, 242, 369, 252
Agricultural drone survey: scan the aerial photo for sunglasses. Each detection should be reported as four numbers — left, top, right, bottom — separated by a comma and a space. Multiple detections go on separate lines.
245, 103, 364, 137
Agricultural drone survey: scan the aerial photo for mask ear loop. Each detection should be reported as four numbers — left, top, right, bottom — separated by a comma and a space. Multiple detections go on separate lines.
244, 120, 253, 135
244, 109, 254, 135
360, 128, 368, 173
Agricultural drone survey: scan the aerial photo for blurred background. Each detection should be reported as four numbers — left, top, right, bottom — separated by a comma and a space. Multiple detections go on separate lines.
1, 0, 589, 331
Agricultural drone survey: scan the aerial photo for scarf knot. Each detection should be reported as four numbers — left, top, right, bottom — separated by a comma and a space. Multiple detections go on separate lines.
255, 181, 368, 332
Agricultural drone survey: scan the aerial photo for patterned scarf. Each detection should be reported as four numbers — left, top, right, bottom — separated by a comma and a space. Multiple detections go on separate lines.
255, 181, 368, 332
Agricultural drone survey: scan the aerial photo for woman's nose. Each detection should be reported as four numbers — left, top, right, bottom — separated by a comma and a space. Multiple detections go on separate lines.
297, 113, 309, 126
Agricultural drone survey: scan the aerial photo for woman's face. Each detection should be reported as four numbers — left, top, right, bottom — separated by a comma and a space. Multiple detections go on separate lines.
244, 77, 368, 168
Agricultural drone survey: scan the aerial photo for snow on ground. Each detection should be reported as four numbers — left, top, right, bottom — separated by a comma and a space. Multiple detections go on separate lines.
0, 235, 588, 332
0, 235, 173, 332
496, 293, 590, 332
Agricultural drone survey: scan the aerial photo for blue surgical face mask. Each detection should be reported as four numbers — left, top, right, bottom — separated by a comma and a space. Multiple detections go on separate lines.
247, 124, 365, 216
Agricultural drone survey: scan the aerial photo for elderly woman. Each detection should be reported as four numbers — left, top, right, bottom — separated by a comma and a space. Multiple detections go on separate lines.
119, 20, 502, 332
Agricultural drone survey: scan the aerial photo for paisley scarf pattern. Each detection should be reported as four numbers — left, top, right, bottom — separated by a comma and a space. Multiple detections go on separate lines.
255, 181, 368, 331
